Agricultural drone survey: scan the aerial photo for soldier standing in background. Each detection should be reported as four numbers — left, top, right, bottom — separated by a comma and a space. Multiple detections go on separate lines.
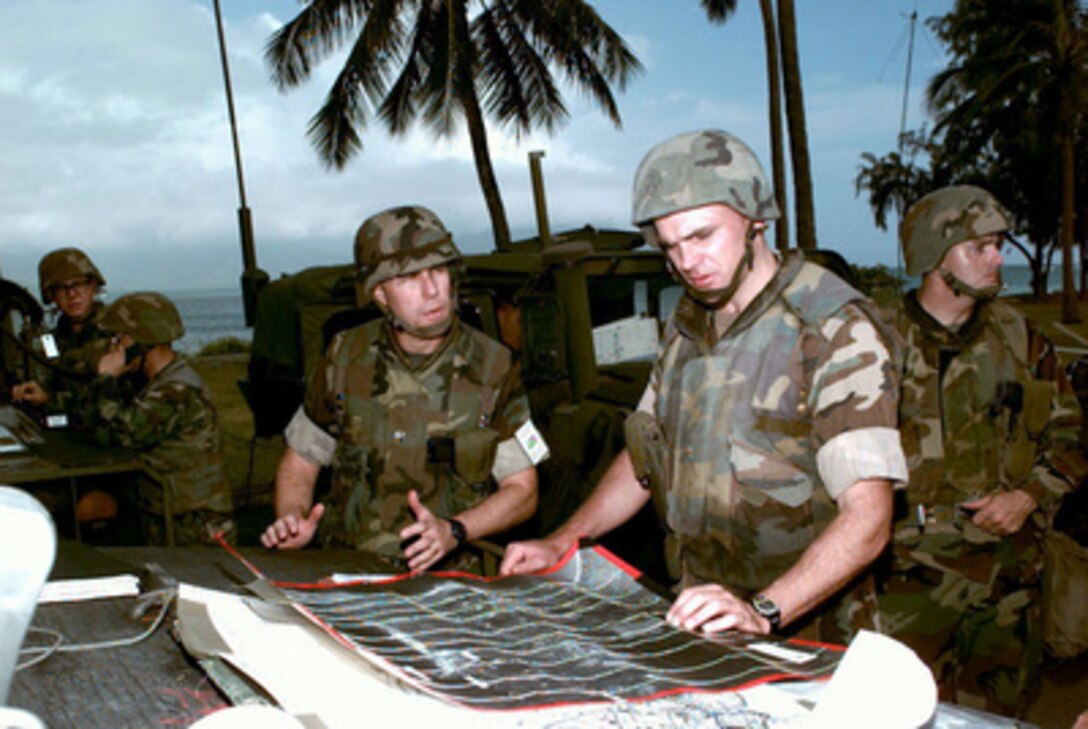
261, 206, 543, 573
11, 247, 111, 414
878, 185, 1083, 714
502, 129, 907, 644
82, 292, 235, 545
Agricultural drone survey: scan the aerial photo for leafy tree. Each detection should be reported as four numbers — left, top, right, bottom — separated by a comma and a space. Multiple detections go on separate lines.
927, 0, 1087, 321
855, 130, 938, 233
266, 0, 641, 250
700, 0, 815, 250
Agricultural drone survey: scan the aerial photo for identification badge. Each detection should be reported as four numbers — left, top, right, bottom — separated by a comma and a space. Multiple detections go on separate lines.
45, 413, 69, 429
515, 420, 549, 466
40, 333, 59, 359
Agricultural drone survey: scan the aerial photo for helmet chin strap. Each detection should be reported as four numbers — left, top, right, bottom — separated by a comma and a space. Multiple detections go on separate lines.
939, 268, 1003, 301
679, 222, 760, 309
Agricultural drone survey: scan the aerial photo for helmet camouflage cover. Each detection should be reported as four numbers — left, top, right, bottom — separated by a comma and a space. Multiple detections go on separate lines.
631, 129, 780, 246
38, 247, 106, 302
354, 205, 461, 306
100, 292, 185, 345
900, 185, 1011, 277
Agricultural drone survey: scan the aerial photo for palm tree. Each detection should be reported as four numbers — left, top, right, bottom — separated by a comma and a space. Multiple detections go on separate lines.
775, 0, 816, 250
927, 0, 1087, 322
700, 0, 814, 251
266, 0, 641, 251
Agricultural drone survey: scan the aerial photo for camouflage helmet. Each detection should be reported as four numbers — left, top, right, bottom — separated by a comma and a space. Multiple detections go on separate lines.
631, 129, 780, 245
38, 247, 106, 303
99, 292, 185, 345
900, 185, 1011, 276
353, 205, 461, 305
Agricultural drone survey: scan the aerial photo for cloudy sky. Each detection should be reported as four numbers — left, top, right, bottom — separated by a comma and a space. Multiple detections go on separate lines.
0, 0, 953, 295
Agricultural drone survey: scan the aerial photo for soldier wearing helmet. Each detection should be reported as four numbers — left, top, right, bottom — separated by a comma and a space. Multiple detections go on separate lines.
263, 206, 542, 574
82, 292, 234, 546
502, 130, 907, 646
879, 185, 1084, 712
11, 247, 110, 410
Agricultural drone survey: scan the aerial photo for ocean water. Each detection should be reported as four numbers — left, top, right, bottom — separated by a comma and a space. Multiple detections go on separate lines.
161, 288, 250, 354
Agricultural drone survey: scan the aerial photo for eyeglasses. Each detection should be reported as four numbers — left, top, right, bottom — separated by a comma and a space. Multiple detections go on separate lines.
51, 278, 94, 298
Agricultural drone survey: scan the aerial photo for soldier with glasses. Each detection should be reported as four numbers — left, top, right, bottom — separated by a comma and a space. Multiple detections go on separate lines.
11, 247, 110, 412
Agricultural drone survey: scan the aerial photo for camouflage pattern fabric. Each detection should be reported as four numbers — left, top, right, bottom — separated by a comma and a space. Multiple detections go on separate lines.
33, 303, 112, 420
899, 185, 1011, 277
143, 508, 236, 547
81, 357, 233, 546
354, 205, 461, 306
878, 291, 1082, 713
98, 291, 185, 345
631, 129, 780, 248
38, 246, 106, 302
304, 317, 530, 566
648, 253, 902, 643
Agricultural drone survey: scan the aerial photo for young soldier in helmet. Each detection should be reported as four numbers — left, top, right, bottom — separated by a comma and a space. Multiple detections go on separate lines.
502, 129, 907, 644
82, 292, 235, 545
878, 186, 1084, 713
11, 247, 110, 412
262, 206, 542, 573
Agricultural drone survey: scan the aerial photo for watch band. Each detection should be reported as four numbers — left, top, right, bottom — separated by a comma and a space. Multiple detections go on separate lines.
750, 594, 782, 632
448, 518, 468, 549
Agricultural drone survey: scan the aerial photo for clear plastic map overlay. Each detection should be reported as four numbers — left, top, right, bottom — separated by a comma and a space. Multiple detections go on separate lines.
276, 545, 843, 711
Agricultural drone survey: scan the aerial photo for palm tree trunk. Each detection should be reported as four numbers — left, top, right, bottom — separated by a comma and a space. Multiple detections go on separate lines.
759, 0, 788, 253
1060, 124, 1080, 322
460, 88, 512, 251
776, 0, 816, 250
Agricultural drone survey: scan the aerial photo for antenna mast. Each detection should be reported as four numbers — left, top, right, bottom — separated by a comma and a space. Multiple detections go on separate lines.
895, 8, 918, 274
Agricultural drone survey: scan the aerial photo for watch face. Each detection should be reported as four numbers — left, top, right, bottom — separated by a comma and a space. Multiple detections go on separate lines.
752, 595, 776, 616
751, 594, 780, 627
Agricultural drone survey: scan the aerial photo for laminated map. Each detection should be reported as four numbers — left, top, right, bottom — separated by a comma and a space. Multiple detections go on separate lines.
272, 544, 843, 712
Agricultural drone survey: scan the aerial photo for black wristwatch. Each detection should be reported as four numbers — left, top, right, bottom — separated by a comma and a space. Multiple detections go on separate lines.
750, 594, 782, 633
448, 518, 468, 549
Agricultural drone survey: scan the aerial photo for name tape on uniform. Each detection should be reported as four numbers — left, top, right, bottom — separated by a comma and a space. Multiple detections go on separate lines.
515, 420, 549, 465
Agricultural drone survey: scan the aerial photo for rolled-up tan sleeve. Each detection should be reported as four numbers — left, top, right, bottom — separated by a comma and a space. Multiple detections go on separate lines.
491, 436, 533, 482
284, 406, 337, 467
816, 426, 908, 499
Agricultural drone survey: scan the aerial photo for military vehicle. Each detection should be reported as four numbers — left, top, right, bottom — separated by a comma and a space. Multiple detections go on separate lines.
239, 152, 677, 578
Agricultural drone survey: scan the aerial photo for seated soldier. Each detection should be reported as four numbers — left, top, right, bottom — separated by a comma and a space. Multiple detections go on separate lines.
81, 292, 234, 545
11, 247, 111, 415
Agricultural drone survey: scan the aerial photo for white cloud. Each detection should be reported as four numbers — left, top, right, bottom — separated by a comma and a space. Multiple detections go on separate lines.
0, 0, 954, 295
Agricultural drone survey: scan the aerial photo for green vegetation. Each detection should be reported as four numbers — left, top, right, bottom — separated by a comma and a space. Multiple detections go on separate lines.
265, 0, 641, 250
855, 0, 1087, 318
851, 264, 906, 307
197, 336, 251, 357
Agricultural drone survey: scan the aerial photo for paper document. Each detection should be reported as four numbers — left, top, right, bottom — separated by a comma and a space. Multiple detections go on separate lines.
39, 574, 141, 604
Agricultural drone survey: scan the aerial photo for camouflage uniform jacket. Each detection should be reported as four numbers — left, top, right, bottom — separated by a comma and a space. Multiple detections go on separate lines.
42, 303, 111, 416
83, 357, 233, 516
646, 253, 906, 595
887, 291, 1081, 580
291, 318, 532, 557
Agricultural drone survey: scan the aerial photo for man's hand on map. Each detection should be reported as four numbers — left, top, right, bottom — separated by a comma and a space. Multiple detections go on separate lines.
260, 503, 325, 550
498, 535, 571, 576
400, 490, 456, 573
667, 584, 770, 635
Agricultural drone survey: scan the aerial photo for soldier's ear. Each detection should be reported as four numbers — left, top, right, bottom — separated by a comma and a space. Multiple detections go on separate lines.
372, 284, 387, 308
